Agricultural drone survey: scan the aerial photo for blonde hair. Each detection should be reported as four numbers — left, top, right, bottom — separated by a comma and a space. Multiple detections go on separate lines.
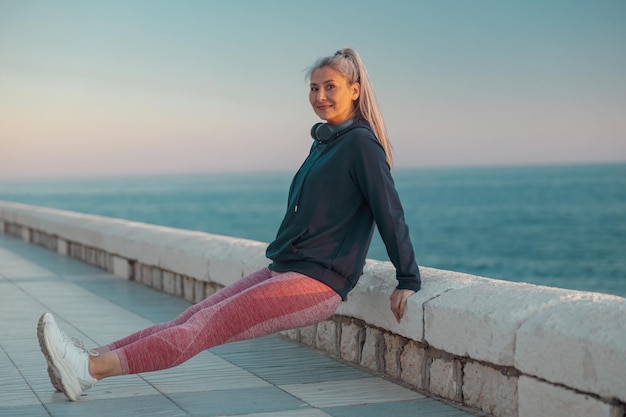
307, 48, 393, 168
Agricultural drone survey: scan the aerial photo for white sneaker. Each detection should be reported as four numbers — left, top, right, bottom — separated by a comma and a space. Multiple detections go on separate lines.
38, 312, 98, 401
37, 313, 87, 393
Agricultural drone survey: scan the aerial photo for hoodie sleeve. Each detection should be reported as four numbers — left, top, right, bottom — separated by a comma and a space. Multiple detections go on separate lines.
349, 131, 421, 292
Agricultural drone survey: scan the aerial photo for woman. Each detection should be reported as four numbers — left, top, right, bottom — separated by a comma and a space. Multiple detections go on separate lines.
38, 47, 421, 402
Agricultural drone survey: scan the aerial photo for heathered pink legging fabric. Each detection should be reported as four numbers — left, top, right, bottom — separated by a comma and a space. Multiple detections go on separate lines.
108, 267, 341, 374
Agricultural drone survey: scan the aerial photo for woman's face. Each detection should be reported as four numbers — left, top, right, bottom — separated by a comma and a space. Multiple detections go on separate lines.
309, 67, 360, 125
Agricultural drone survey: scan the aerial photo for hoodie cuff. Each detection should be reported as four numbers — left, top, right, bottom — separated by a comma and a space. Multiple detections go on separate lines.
395, 275, 421, 292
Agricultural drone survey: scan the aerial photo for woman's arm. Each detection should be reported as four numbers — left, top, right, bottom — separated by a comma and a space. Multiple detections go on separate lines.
350, 133, 421, 320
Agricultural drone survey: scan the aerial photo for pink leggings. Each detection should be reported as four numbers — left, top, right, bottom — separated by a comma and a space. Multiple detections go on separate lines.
108, 267, 341, 374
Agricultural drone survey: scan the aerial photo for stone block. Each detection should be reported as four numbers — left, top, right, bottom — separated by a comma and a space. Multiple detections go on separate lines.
384, 333, 405, 379
46, 234, 57, 250
280, 328, 300, 341
71, 243, 81, 259
21, 227, 31, 242
183, 276, 195, 303
92, 248, 99, 266
315, 320, 338, 355
133, 262, 141, 282
204, 283, 220, 299
73, 244, 84, 261
112, 256, 131, 279
340, 322, 363, 363
101, 252, 113, 272
162, 271, 175, 295
90, 248, 97, 265
516, 296, 626, 403
360, 327, 382, 372
47, 233, 56, 249
429, 357, 456, 401
174, 274, 184, 297
518, 375, 620, 417
152, 268, 163, 290
463, 361, 518, 417
94, 249, 102, 268
399, 341, 426, 390
83, 247, 93, 264
299, 324, 317, 347
101, 250, 111, 270
68, 242, 76, 258
32, 230, 53, 249
141, 265, 152, 286
6, 223, 17, 237
193, 280, 205, 303
57, 239, 68, 256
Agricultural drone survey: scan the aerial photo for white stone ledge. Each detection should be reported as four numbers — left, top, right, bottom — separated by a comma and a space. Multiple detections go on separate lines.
2, 200, 625, 416
516, 296, 626, 403
424, 280, 609, 366
518, 375, 621, 417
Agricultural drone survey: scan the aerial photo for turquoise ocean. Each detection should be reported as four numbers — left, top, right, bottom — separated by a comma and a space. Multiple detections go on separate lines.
1, 163, 625, 298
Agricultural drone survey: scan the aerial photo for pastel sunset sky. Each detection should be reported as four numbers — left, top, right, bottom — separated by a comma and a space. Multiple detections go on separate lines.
1, 0, 625, 179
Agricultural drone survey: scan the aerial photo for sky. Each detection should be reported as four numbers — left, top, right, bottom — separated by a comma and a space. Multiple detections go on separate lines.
1, 0, 625, 179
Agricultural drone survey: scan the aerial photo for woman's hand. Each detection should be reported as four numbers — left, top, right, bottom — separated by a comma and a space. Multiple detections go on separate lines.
390, 289, 416, 323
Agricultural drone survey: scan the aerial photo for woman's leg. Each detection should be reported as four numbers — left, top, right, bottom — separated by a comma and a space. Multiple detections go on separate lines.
100, 267, 274, 353
91, 271, 340, 379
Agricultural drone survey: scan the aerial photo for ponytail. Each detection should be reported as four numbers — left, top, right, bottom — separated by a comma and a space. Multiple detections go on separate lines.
307, 48, 393, 168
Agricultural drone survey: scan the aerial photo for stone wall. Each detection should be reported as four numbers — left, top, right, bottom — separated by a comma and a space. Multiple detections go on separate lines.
1, 201, 624, 417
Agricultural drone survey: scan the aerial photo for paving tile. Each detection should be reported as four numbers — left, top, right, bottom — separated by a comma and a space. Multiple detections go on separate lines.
141, 351, 270, 394
323, 398, 476, 417
211, 337, 371, 385
0, 348, 41, 408
45, 394, 188, 417
168, 386, 306, 416
226, 409, 333, 417
38, 374, 163, 402
0, 377, 41, 408
0, 404, 51, 417
65, 273, 191, 322
281, 377, 423, 408
0, 261, 52, 278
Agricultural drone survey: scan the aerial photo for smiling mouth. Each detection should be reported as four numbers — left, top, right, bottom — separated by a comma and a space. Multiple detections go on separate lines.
317, 105, 332, 111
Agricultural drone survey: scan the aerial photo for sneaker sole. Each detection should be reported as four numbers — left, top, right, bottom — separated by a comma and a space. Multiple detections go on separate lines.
37, 313, 82, 401
37, 314, 63, 393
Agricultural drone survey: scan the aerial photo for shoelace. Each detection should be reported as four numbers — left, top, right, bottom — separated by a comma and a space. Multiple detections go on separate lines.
62, 333, 99, 357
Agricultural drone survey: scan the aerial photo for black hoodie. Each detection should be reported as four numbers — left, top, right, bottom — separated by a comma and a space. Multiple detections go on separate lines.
266, 121, 421, 300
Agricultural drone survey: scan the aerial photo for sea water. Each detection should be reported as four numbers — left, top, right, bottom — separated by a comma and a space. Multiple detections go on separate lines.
1, 163, 625, 297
